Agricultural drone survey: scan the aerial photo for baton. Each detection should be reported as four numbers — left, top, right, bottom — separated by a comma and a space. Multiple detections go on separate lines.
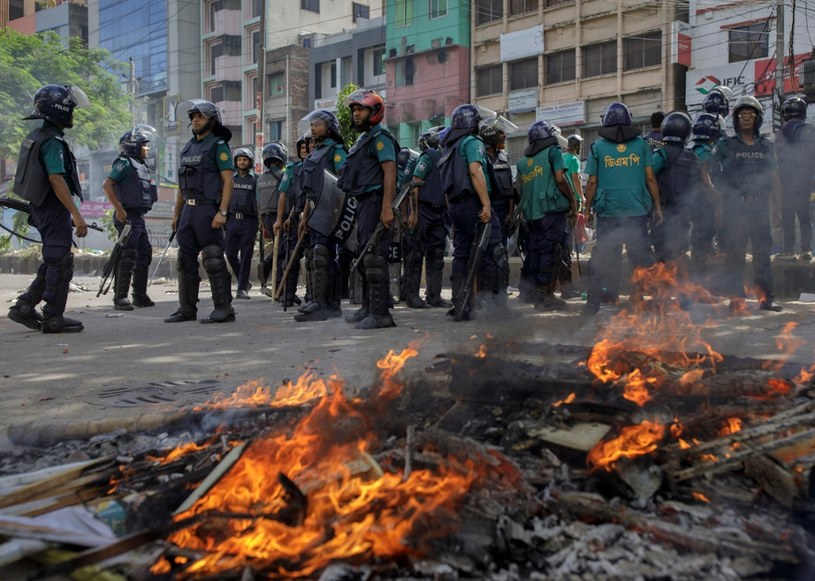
148, 230, 176, 286
270, 231, 280, 299
274, 231, 306, 301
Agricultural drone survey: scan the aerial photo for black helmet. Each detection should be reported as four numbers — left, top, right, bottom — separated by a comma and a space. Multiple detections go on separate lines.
262, 142, 287, 168
527, 120, 555, 144
451, 104, 481, 130
732, 95, 763, 134
480, 123, 505, 146
601, 102, 632, 127
702, 89, 729, 117
418, 126, 444, 151
24, 84, 89, 128
660, 111, 692, 143
233, 147, 254, 165
300, 110, 342, 143
295, 132, 311, 158
781, 96, 807, 122
186, 99, 222, 124
119, 124, 155, 158
566, 134, 583, 149
691, 113, 721, 142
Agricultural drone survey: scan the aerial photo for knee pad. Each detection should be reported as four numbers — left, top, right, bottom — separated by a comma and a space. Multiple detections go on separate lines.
59, 252, 74, 279
313, 244, 330, 270
202, 245, 226, 275
364, 253, 388, 283
491, 244, 509, 272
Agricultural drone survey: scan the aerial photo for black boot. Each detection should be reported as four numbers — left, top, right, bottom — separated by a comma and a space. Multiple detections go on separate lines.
295, 244, 331, 322
41, 254, 83, 333
9, 264, 47, 330
113, 249, 136, 311
201, 245, 235, 323
345, 281, 369, 323
131, 261, 155, 307
533, 285, 567, 311
424, 247, 452, 308
356, 254, 396, 329
403, 250, 429, 309
447, 273, 471, 321
478, 244, 521, 319
165, 258, 199, 322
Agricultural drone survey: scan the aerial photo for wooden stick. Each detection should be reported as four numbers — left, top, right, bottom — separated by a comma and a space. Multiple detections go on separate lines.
274, 231, 306, 301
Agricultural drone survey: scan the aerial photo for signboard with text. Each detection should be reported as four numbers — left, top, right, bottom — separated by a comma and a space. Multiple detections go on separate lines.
536, 101, 585, 127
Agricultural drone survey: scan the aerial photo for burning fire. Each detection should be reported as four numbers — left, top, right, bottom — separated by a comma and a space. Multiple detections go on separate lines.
691, 491, 710, 503
718, 417, 743, 437
152, 346, 487, 578
587, 420, 666, 471
552, 392, 576, 408
194, 375, 329, 411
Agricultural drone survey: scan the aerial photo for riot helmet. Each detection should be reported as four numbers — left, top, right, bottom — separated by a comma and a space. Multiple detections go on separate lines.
119, 124, 156, 159
299, 110, 342, 144
601, 102, 632, 127
418, 126, 444, 151
527, 120, 555, 144
451, 104, 481, 131
702, 88, 730, 118
24, 84, 90, 128
567, 134, 584, 151
262, 142, 288, 168
660, 111, 693, 143
781, 96, 807, 122
179, 99, 231, 142
691, 113, 722, 142
233, 147, 255, 164
295, 132, 311, 159
480, 124, 505, 146
732, 95, 763, 135
347, 89, 385, 127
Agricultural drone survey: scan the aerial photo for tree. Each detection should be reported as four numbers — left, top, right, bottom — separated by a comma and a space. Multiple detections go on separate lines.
0, 29, 131, 160
335, 83, 360, 149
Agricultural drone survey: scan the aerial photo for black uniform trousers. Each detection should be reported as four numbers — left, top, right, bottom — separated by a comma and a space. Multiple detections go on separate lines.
176, 201, 227, 280
722, 195, 774, 301
526, 212, 567, 287
225, 214, 258, 292
114, 210, 152, 270
781, 182, 812, 255
447, 194, 502, 278
652, 205, 690, 263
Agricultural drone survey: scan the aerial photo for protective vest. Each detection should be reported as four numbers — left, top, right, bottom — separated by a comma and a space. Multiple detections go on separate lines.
775, 123, 815, 191
489, 150, 513, 203
230, 172, 257, 215
113, 156, 157, 211
589, 137, 652, 217
282, 162, 297, 214
337, 126, 399, 196
256, 171, 280, 215
302, 141, 342, 201
178, 135, 225, 201
721, 135, 774, 197
439, 135, 480, 202
417, 149, 445, 206
655, 145, 700, 210
14, 125, 82, 205
516, 145, 569, 220
292, 162, 306, 213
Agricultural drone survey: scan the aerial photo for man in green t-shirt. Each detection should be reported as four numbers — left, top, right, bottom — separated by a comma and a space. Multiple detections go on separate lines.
583, 102, 662, 315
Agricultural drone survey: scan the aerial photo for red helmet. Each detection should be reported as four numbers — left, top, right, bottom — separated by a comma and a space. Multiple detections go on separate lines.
347, 90, 385, 125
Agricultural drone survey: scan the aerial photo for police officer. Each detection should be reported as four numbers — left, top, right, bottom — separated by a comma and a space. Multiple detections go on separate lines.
702, 87, 731, 138
643, 111, 666, 150
583, 102, 662, 315
480, 120, 515, 245
405, 126, 452, 309
257, 142, 288, 294
273, 136, 308, 306
651, 111, 704, 264
295, 110, 347, 322
440, 104, 517, 321
8, 85, 89, 333
337, 90, 399, 329
556, 133, 585, 300
775, 96, 815, 261
516, 121, 577, 311
708, 95, 783, 312
225, 147, 258, 299
164, 99, 235, 323
689, 113, 724, 282
101, 126, 158, 311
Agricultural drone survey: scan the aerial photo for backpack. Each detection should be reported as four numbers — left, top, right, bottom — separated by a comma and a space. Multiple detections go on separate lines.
438, 135, 474, 201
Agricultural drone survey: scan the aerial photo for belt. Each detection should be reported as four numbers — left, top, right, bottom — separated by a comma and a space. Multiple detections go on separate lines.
447, 191, 474, 204
351, 191, 377, 203
420, 201, 446, 210
184, 198, 217, 206
231, 212, 256, 220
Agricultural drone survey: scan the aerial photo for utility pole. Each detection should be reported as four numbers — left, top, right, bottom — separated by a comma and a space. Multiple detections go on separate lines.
774, 0, 785, 130
128, 57, 139, 126
254, 0, 267, 173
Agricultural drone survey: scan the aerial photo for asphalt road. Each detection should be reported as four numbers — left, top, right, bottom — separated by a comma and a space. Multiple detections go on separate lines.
1, 273, 814, 451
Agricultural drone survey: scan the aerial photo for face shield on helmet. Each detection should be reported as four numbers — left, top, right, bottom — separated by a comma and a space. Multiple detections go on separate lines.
298, 110, 341, 143
120, 124, 157, 158
418, 125, 444, 151
178, 99, 231, 141
24, 85, 90, 128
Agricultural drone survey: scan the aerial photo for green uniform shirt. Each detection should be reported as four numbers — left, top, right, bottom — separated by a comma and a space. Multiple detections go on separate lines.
586, 136, 653, 217
279, 162, 295, 194
40, 122, 70, 176
516, 146, 569, 221
413, 152, 433, 179
462, 135, 491, 195
211, 136, 234, 172
317, 137, 347, 174
107, 157, 132, 183
692, 142, 713, 162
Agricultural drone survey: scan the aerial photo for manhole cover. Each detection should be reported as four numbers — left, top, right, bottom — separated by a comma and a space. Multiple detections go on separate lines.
83, 379, 229, 408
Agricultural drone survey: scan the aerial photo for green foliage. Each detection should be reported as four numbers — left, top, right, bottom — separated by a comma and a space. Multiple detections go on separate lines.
336, 83, 360, 149
0, 30, 131, 160
100, 208, 119, 242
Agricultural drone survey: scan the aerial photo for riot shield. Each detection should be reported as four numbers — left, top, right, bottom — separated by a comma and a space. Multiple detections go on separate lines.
306, 169, 358, 245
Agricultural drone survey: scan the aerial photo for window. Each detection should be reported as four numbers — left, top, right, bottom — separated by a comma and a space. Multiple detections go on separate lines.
624, 31, 661, 70
510, 58, 538, 90
301, 0, 319, 13
252, 0, 262, 18
545, 0, 573, 6
330, 62, 337, 88
583, 41, 616, 77
251, 29, 260, 64
395, 0, 413, 27
372, 48, 386, 76
209, 84, 224, 103
476, 64, 503, 97
396, 57, 415, 86
510, 0, 538, 16
729, 22, 769, 63
430, 0, 447, 18
268, 72, 285, 97
546, 49, 575, 84
352, 2, 369, 21
268, 120, 284, 141
209, 41, 223, 75
207, 0, 217, 33
476, 0, 502, 25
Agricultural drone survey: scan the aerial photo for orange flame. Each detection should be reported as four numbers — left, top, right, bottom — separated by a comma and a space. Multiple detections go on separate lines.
718, 417, 743, 437
587, 420, 666, 471
476, 344, 487, 359
762, 322, 806, 371
194, 376, 328, 411
552, 392, 576, 408
622, 369, 655, 406
691, 491, 710, 503
794, 365, 815, 386
375, 344, 419, 400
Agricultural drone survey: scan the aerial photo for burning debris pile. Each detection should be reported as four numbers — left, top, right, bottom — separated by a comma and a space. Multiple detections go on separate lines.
0, 264, 813, 579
